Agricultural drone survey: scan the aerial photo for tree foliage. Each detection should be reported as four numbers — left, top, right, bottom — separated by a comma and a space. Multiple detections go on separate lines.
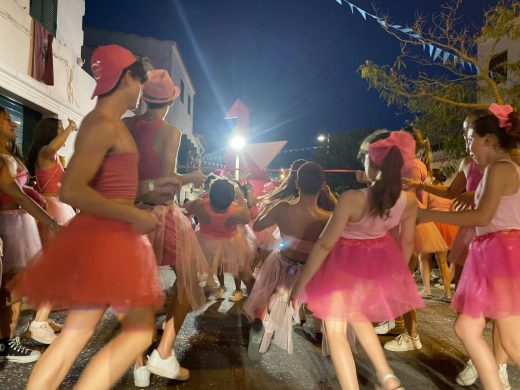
358, 0, 520, 158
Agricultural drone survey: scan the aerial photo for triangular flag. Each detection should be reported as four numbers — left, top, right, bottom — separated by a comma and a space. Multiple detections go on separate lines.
347, 2, 354, 13
442, 51, 450, 63
400, 27, 413, 34
377, 19, 387, 28
357, 7, 367, 20
433, 47, 442, 61
390, 24, 402, 30
475, 65, 481, 74
428, 44, 434, 57
336, 0, 342, 4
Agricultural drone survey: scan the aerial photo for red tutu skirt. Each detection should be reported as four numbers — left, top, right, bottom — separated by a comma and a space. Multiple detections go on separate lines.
414, 222, 448, 254
452, 230, 520, 319
8, 213, 163, 310
300, 235, 424, 322
435, 222, 459, 249
447, 227, 475, 266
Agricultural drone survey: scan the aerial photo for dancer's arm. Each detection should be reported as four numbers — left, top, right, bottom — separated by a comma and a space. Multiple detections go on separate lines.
399, 193, 418, 262
291, 190, 362, 298
39, 119, 77, 161
253, 201, 283, 231
418, 162, 514, 227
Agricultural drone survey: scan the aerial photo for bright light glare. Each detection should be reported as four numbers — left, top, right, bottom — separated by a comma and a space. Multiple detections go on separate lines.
317, 134, 326, 142
230, 135, 246, 150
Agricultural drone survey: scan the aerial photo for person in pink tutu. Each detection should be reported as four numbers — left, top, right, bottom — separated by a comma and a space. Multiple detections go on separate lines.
124, 69, 207, 386
292, 131, 422, 390
419, 104, 520, 389
8, 44, 166, 389
244, 162, 331, 360
20, 117, 79, 344
0, 106, 61, 364
190, 178, 254, 302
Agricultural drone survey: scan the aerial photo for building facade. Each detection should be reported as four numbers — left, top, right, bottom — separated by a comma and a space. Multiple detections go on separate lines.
0, 0, 95, 159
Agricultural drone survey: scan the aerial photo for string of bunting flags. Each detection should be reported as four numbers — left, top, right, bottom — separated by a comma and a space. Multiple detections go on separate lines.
335, 0, 482, 74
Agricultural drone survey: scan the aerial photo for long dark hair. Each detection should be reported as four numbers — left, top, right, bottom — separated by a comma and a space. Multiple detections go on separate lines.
359, 131, 404, 219
260, 159, 307, 204
0, 106, 25, 162
470, 108, 520, 149
27, 118, 61, 176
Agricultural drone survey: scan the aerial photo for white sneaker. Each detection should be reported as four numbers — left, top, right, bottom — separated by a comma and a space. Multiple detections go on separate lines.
499, 363, 511, 390
374, 320, 396, 335
384, 332, 422, 352
29, 321, 57, 345
229, 290, 244, 302
146, 349, 190, 381
133, 364, 150, 388
456, 359, 477, 386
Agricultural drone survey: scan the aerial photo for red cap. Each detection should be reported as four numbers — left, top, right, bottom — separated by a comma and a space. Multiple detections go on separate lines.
90, 44, 137, 99
142, 69, 181, 104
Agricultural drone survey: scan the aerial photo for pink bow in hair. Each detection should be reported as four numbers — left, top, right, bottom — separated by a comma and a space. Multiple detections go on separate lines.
489, 103, 514, 133
368, 131, 416, 170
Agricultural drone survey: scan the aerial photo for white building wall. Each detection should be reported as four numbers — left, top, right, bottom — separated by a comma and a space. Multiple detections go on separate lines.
0, 0, 95, 160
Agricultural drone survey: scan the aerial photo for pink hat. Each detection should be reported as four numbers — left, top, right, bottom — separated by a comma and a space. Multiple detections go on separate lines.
368, 131, 415, 172
90, 44, 137, 99
142, 69, 181, 104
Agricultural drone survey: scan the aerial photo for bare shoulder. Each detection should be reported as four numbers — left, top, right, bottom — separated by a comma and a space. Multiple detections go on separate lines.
77, 112, 118, 139
339, 189, 365, 205
487, 160, 518, 177
158, 122, 181, 140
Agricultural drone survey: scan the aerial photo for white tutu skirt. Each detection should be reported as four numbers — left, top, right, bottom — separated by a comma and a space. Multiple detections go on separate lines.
196, 228, 255, 276
254, 224, 282, 251
414, 222, 448, 255
0, 210, 42, 279
40, 196, 76, 244
243, 250, 302, 353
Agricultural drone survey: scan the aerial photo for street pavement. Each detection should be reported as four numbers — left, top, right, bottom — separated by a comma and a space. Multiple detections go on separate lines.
1, 275, 519, 389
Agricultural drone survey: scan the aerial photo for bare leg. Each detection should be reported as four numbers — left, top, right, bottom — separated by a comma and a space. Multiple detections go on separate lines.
324, 319, 359, 390
492, 321, 509, 365
454, 314, 502, 390
418, 253, 432, 295
495, 316, 520, 367
403, 310, 417, 338
74, 307, 155, 390
217, 272, 225, 288
26, 308, 105, 390
435, 251, 451, 298
233, 277, 242, 292
9, 301, 21, 338
34, 305, 51, 322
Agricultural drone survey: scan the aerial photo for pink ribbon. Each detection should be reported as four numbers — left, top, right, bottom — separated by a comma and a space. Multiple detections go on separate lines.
489, 103, 514, 133
368, 131, 416, 171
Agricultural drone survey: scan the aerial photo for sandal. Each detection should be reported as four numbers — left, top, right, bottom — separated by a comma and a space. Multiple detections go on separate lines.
375, 373, 404, 390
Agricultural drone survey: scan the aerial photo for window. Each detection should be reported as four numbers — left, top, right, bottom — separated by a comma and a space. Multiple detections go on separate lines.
30, 0, 58, 36
180, 80, 185, 103
489, 51, 508, 84
188, 95, 191, 115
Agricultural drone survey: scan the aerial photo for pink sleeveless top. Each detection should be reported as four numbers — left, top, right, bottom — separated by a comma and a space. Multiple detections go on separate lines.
35, 155, 64, 194
0, 154, 28, 204
198, 199, 239, 238
89, 153, 138, 199
466, 159, 483, 192
402, 159, 428, 208
126, 116, 163, 180
475, 160, 520, 236
341, 189, 407, 240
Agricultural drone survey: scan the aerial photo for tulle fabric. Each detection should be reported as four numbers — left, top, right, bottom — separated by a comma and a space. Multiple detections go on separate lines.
447, 227, 475, 266
452, 230, 520, 319
414, 222, 448, 254
143, 203, 208, 310
300, 235, 424, 322
435, 222, 459, 249
253, 224, 282, 251
8, 213, 163, 310
0, 210, 42, 278
196, 227, 255, 276
244, 251, 302, 353
39, 196, 76, 244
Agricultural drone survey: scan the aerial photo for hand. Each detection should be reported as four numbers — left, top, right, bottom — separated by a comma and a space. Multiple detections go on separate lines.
131, 209, 160, 234
355, 170, 370, 184
67, 119, 77, 131
322, 183, 332, 194
188, 171, 205, 187
453, 192, 474, 211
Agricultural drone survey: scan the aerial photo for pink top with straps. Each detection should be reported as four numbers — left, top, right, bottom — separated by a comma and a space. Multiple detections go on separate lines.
475, 160, 520, 236
198, 199, 239, 238
341, 189, 407, 240
126, 116, 163, 180
35, 155, 64, 194
466, 159, 483, 192
89, 153, 138, 199
0, 154, 28, 204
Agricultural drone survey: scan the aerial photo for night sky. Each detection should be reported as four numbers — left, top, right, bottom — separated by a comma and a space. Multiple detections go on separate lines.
83, 0, 495, 154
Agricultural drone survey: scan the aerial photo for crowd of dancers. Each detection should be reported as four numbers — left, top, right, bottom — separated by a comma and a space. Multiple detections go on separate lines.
0, 44, 520, 390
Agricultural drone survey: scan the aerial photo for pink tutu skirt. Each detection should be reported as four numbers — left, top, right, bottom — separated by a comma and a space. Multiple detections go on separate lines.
196, 228, 255, 276
414, 222, 448, 254
300, 235, 424, 322
0, 210, 42, 279
145, 204, 208, 311
244, 251, 302, 353
254, 224, 282, 251
39, 196, 76, 245
8, 213, 163, 310
447, 227, 475, 266
452, 230, 520, 319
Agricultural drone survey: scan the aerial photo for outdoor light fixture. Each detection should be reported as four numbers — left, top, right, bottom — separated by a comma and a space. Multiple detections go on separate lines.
317, 134, 326, 142
229, 135, 246, 180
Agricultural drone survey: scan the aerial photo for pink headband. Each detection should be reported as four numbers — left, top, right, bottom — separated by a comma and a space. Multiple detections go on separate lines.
368, 131, 416, 171
489, 103, 514, 133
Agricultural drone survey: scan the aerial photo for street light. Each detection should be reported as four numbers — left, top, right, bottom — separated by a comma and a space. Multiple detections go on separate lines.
230, 135, 246, 180
317, 133, 330, 153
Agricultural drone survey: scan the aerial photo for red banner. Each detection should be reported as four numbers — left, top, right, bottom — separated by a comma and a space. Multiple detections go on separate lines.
32, 19, 54, 85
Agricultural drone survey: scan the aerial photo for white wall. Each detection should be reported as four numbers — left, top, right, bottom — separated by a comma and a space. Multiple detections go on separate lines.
0, 0, 95, 160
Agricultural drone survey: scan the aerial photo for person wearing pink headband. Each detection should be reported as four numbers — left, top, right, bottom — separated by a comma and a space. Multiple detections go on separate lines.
292, 130, 422, 390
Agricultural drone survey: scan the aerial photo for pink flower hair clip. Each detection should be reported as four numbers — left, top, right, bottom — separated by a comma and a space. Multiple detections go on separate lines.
489, 103, 514, 133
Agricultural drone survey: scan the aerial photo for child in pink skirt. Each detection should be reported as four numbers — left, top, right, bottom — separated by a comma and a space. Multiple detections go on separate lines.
419, 104, 520, 389
292, 131, 423, 390
244, 162, 330, 359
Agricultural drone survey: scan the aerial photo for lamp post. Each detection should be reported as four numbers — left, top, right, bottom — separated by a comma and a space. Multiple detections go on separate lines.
317, 133, 330, 154
230, 135, 246, 180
